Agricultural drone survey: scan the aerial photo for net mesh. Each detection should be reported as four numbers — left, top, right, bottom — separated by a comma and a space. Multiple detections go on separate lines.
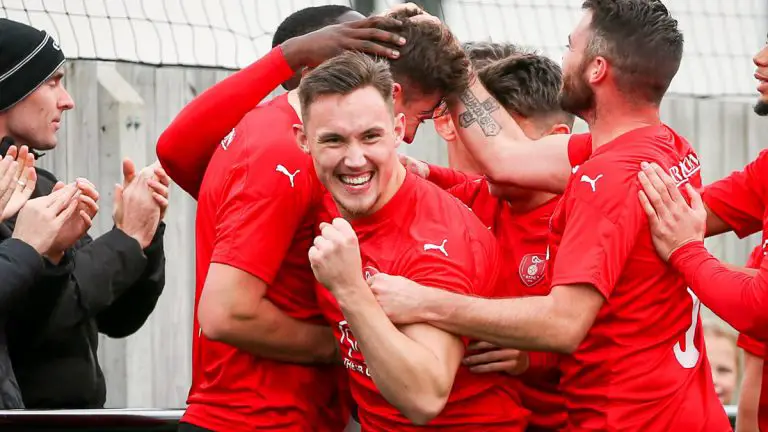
1, 0, 765, 96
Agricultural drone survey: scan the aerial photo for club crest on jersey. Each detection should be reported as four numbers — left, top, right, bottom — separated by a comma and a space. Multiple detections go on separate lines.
519, 253, 547, 287
363, 265, 379, 281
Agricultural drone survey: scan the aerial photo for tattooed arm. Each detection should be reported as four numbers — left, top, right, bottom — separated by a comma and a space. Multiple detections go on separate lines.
448, 73, 573, 194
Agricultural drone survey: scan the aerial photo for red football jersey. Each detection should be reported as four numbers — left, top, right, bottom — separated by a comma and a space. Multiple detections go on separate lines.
738, 247, 767, 360
703, 150, 768, 431
186, 94, 346, 432
444, 178, 565, 430
548, 126, 730, 430
316, 173, 529, 431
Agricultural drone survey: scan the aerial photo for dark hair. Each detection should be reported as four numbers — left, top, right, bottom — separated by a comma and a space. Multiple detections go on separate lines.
581, 0, 683, 105
463, 41, 521, 69
375, 11, 470, 100
478, 53, 575, 128
272, 5, 355, 47
298, 51, 394, 121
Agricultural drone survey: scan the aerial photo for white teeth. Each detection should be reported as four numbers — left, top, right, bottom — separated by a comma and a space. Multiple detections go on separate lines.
340, 173, 372, 186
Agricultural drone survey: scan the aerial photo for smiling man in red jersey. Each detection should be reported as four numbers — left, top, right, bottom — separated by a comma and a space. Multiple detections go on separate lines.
632, 34, 768, 432
172, 9, 475, 432
298, 50, 528, 432
368, 1, 732, 430
403, 52, 574, 432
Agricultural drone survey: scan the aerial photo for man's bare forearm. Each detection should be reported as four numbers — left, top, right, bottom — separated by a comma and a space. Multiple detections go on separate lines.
211, 297, 338, 364
419, 288, 577, 353
336, 284, 452, 422
449, 77, 571, 193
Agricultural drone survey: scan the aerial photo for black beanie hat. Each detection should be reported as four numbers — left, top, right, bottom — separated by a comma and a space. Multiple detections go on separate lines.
0, 19, 66, 112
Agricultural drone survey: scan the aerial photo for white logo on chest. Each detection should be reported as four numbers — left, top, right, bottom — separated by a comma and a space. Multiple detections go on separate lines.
580, 174, 603, 192
276, 164, 300, 188
424, 239, 448, 257
220, 128, 235, 150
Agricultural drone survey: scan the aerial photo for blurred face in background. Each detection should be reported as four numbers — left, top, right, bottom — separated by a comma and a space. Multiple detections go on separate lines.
754, 35, 768, 116
704, 329, 738, 405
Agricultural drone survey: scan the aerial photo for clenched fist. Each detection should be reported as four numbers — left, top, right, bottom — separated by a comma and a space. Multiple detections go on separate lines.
308, 218, 364, 292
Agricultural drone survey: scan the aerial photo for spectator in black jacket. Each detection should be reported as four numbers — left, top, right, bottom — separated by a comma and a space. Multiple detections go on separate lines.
0, 18, 169, 408
0, 144, 88, 408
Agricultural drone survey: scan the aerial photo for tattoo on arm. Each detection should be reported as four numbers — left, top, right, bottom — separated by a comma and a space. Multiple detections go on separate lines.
457, 91, 502, 137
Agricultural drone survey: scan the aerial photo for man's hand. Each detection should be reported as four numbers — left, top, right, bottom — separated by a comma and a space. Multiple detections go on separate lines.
281, 15, 406, 70
45, 178, 100, 262
463, 341, 529, 375
0, 145, 37, 221
308, 218, 364, 292
115, 159, 162, 249
368, 273, 435, 325
13, 184, 82, 255
398, 153, 429, 179
637, 161, 707, 261
137, 161, 171, 220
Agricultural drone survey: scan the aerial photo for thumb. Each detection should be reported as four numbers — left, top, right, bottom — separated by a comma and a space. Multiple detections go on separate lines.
122, 158, 137, 184
52, 181, 65, 192
113, 183, 124, 207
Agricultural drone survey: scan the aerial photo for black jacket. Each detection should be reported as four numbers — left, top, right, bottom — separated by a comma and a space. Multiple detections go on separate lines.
3, 166, 166, 409
0, 237, 43, 409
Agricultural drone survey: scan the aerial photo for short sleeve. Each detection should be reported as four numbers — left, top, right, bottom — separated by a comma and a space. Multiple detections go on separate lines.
210, 131, 318, 285
551, 164, 644, 298
400, 228, 499, 299
446, 179, 485, 208
567, 133, 593, 168
738, 333, 767, 357
702, 150, 767, 238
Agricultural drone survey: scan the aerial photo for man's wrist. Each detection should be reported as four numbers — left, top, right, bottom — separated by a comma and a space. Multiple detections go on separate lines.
279, 38, 308, 71
43, 250, 65, 265
334, 278, 374, 309
420, 287, 454, 323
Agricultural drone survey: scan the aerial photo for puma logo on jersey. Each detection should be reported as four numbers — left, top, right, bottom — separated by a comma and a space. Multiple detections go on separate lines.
572, 165, 580, 174
580, 174, 603, 192
276, 164, 300, 188
424, 239, 448, 257
763, 239, 768, 256
220, 128, 235, 150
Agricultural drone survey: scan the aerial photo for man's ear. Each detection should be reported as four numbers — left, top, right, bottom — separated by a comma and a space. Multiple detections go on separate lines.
392, 82, 403, 103
301, 67, 314, 78
546, 123, 572, 136
393, 113, 406, 143
433, 113, 456, 142
293, 124, 310, 154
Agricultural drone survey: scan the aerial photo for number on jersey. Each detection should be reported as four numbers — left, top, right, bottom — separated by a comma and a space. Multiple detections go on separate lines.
673, 288, 701, 368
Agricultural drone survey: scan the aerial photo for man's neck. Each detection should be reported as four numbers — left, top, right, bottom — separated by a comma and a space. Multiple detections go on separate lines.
504, 190, 557, 214
287, 89, 303, 122
586, 102, 661, 149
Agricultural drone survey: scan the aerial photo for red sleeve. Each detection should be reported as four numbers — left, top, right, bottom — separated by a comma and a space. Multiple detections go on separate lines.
427, 163, 481, 190
551, 165, 644, 298
702, 150, 767, 238
526, 351, 560, 374
669, 241, 768, 342
567, 133, 593, 168
739, 333, 767, 357
210, 128, 316, 284
445, 179, 485, 208
156, 46, 294, 199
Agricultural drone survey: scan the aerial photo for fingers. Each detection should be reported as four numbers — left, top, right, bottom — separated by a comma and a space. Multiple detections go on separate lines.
463, 349, 515, 366
54, 193, 81, 224
686, 183, 705, 212
52, 181, 65, 192
5, 145, 17, 160
468, 361, 517, 374
147, 179, 169, 199
78, 209, 93, 229
467, 341, 496, 351
637, 190, 658, 225
637, 168, 670, 221
78, 194, 99, 218
19, 167, 36, 198
75, 178, 100, 202
49, 185, 79, 211
649, 162, 685, 204
122, 158, 137, 184
153, 164, 171, 187
352, 15, 404, 30
640, 162, 673, 204
152, 191, 169, 210
14, 146, 29, 180
113, 183, 124, 207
